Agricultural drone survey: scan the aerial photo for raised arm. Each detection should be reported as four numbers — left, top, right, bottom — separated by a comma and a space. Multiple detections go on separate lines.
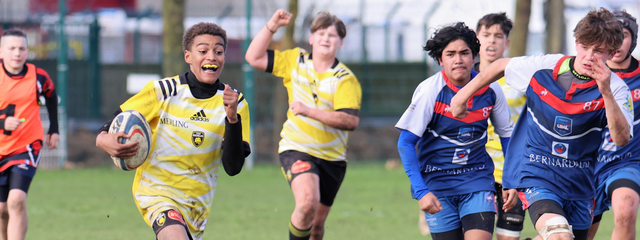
244, 9, 292, 71
589, 56, 631, 147
450, 58, 511, 118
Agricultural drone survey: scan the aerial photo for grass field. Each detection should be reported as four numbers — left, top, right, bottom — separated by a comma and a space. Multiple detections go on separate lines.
25, 162, 637, 239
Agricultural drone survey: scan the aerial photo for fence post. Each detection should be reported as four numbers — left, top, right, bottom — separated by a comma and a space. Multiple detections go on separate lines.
89, 15, 101, 118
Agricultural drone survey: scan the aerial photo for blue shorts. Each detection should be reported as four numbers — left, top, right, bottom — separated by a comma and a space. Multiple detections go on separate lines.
424, 191, 496, 233
519, 187, 593, 230
594, 167, 640, 216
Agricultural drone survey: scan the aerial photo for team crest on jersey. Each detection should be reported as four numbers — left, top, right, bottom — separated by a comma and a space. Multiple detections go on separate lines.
457, 127, 475, 142
452, 148, 470, 165
156, 212, 166, 226
553, 116, 572, 136
601, 131, 617, 152
192, 131, 205, 147
624, 94, 634, 115
551, 141, 569, 158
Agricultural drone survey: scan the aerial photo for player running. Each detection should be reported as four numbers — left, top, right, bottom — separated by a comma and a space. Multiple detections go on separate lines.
96, 22, 250, 240
245, 9, 361, 240
397, 22, 513, 240
0, 29, 60, 240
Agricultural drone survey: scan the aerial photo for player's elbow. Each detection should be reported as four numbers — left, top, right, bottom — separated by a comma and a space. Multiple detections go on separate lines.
613, 135, 630, 147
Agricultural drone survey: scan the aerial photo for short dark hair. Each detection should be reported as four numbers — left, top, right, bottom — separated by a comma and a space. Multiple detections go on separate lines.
476, 12, 513, 37
2, 29, 27, 44
310, 11, 346, 39
182, 22, 227, 51
424, 22, 480, 63
574, 7, 623, 52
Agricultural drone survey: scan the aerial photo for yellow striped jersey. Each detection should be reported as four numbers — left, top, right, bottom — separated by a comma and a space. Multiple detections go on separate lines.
485, 77, 526, 183
120, 74, 250, 239
269, 47, 362, 161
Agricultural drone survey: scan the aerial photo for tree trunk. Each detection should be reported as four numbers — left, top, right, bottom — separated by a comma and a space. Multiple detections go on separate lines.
545, 0, 566, 54
272, 0, 298, 163
162, 0, 187, 77
510, 0, 531, 57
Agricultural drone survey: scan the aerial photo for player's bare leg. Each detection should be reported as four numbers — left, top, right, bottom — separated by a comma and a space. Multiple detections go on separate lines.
310, 203, 331, 240
587, 221, 600, 240
418, 210, 430, 236
157, 225, 190, 240
290, 172, 320, 236
534, 213, 573, 240
464, 229, 492, 240
610, 187, 639, 240
6, 189, 27, 240
0, 202, 8, 240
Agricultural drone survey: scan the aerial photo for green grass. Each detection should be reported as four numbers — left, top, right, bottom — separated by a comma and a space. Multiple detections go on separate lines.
25, 163, 637, 239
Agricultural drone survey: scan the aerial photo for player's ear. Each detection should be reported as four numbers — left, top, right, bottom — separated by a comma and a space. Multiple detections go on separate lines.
438, 58, 444, 67
505, 38, 510, 48
184, 49, 191, 64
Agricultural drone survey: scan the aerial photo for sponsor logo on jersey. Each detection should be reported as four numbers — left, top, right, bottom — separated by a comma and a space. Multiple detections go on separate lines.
457, 127, 475, 142
452, 148, 470, 165
601, 131, 617, 152
551, 141, 569, 158
168, 210, 186, 225
192, 131, 205, 147
17, 164, 28, 170
160, 117, 189, 128
156, 212, 166, 226
190, 109, 209, 122
540, 89, 548, 96
553, 116, 572, 136
291, 160, 312, 174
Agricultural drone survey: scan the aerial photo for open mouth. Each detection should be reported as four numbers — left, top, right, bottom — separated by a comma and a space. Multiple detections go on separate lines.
202, 64, 219, 73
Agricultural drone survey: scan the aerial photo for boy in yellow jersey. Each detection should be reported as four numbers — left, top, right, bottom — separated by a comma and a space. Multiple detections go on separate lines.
474, 13, 529, 240
245, 9, 361, 240
95, 22, 250, 240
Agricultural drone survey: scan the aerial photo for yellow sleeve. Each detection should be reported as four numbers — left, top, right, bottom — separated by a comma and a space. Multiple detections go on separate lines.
334, 75, 362, 110
271, 47, 303, 79
120, 81, 162, 122
237, 93, 251, 143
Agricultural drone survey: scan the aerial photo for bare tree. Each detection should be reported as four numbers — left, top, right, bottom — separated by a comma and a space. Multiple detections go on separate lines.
545, 0, 566, 54
163, 0, 187, 77
510, 0, 531, 57
271, 0, 298, 163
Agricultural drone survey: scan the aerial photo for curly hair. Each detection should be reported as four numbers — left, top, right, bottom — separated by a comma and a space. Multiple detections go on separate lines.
182, 22, 227, 51
573, 7, 623, 52
476, 12, 513, 37
424, 22, 480, 63
310, 11, 347, 39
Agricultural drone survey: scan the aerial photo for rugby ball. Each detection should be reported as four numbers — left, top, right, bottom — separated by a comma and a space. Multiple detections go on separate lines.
108, 110, 152, 171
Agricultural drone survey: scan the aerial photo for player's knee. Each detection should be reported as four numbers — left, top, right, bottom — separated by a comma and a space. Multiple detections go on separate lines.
7, 198, 26, 213
614, 210, 637, 227
295, 201, 318, 218
538, 216, 573, 240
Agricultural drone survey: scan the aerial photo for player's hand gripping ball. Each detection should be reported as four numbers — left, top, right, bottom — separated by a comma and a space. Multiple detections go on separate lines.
108, 110, 152, 170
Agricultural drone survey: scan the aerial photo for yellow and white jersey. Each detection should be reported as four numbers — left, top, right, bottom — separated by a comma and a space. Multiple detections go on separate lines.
120, 74, 250, 239
269, 47, 362, 161
485, 77, 525, 184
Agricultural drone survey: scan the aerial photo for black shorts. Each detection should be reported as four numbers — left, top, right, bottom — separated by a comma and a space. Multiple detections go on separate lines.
495, 183, 526, 231
279, 150, 347, 206
152, 209, 193, 240
0, 141, 41, 202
